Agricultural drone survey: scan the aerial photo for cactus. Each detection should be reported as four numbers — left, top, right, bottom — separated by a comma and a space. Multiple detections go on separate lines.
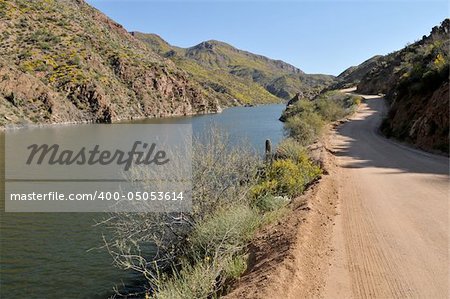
265, 139, 272, 164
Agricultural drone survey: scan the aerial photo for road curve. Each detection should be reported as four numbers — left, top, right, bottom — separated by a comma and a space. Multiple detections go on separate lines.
324, 95, 449, 298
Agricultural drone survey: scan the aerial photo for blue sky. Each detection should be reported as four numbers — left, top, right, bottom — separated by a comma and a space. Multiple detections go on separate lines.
87, 0, 448, 75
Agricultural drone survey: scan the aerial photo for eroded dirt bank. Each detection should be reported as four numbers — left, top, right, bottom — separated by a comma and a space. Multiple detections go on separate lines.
225, 133, 341, 299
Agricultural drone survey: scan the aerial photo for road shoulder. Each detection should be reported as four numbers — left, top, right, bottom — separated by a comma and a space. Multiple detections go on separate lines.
224, 134, 340, 299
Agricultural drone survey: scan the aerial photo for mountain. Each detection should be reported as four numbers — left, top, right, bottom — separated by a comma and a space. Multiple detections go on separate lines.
133, 33, 335, 104
0, 0, 220, 126
357, 19, 449, 154
332, 55, 384, 89
133, 33, 281, 105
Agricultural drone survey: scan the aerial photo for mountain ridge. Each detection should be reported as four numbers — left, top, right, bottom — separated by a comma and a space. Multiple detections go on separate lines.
133, 32, 335, 102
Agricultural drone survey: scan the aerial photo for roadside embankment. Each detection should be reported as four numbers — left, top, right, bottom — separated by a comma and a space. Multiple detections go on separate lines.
224, 136, 340, 299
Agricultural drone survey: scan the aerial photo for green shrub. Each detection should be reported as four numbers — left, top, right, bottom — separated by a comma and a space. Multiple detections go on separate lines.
223, 254, 248, 280
18, 50, 32, 60
252, 194, 289, 213
252, 138, 321, 199
151, 205, 261, 298
353, 95, 363, 106
316, 97, 346, 121
285, 112, 324, 145
288, 98, 315, 115
251, 157, 321, 199
153, 258, 220, 299
153, 253, 248, 299
284, 91, 362, 144
189, 205, 261, 256
276, 138, 307, 161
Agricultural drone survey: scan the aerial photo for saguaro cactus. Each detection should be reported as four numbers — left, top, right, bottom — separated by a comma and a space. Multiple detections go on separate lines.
265, 139, 272, 164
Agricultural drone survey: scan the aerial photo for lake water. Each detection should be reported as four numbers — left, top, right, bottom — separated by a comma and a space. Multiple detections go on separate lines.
0, 104, 286, 299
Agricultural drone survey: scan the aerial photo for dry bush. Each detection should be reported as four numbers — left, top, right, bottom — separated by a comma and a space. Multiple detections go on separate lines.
100, 127, 261, 293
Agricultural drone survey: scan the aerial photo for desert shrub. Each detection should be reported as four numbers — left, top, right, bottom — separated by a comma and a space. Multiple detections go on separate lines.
152, 252, 246, 299
68, 55, 81, 66
283, 91, 362, 145
28, 29, 59, 43
315, 92, 362, 120
285, 112, 324, 145
101, 129, 261, 294
149, 204, 260, 298
251, 156, 321, 200
18, 50, 32, 60
191, 128, 260, 218
152, 258, 221, 299
315, 97, 346, 121
275, 138, 318, 168
223, 254, 248, 280
189, 205, 260, 257
353, 95, 363, 106
252, 194, 289, 213
275, 138, 307, 161
147, 196, 263, 298
251, 138, 321, 200
288, 98, 315, 115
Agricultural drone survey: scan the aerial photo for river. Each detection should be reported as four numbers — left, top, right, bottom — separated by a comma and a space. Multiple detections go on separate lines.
0, 104, 285, 299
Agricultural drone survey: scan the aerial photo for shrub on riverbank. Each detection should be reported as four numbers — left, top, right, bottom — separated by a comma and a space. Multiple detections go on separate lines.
285, 112, 324, 146
103, 128, 322, 298
284, 90, 362, 143
151, 205, 261, 299
251, 147, 321, 199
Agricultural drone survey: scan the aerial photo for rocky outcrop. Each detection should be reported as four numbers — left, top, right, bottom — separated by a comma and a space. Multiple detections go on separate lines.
409, 83, 449, 152
381, 81, 449, 154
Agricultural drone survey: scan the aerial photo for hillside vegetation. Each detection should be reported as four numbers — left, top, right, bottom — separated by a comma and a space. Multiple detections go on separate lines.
331, 55, 383, 89
358, 19, 449, 154
134, 33, 335, 105
281, 90, 362, 145
0, 0, 220, 126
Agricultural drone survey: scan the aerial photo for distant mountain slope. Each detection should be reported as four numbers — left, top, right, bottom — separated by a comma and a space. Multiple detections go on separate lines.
0, 0, 219, 126
358, 19, 449, 154
332, 55, 384, 89
133, 33, 335, 103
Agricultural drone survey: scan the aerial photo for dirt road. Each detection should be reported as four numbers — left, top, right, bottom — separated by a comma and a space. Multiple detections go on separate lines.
324, 95, 449, 298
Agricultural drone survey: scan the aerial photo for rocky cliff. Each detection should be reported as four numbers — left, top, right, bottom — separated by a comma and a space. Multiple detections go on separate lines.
0, 0, 220, 126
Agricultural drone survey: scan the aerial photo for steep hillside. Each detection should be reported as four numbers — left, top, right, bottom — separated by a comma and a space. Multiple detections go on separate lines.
0, 0, 220, 126
332, 55, 383, 89
133, 33, 280, 106
358, 19, 449, 154
134, 33, 335, 102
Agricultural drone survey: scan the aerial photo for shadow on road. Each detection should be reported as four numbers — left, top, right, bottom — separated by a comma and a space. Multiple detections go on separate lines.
333, 97, 449, 176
